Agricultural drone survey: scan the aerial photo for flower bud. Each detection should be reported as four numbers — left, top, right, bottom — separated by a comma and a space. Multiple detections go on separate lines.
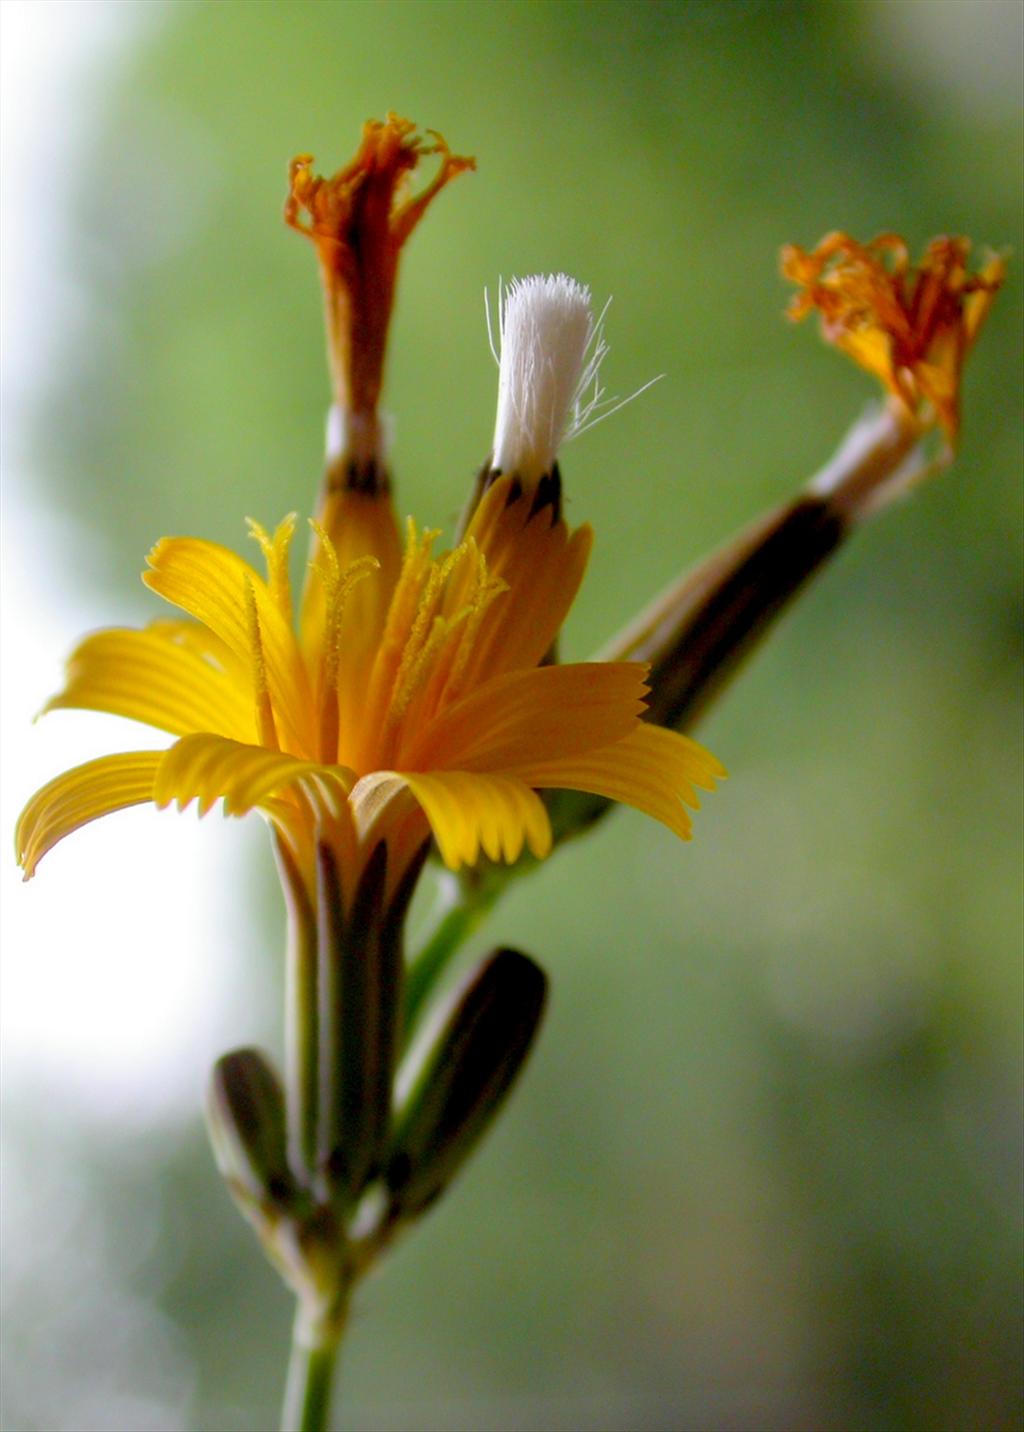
316, 839, 426, 1200
386, 947, 548, 1220
206, 1047, 295, 1215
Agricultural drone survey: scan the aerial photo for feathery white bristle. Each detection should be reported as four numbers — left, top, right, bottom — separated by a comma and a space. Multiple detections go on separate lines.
488, 274, 659, 483
490, 274, 598, 482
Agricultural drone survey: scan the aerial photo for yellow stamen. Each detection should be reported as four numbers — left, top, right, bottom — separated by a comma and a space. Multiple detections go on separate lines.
307, 519, 379, 761
421, 545, 508, 714
391, 613, 463, 725
247, 513, 297, 624
244, 577, 279, 751
382, 538, 475, 724
367, 527, 437, 699
439, 571, 507, 707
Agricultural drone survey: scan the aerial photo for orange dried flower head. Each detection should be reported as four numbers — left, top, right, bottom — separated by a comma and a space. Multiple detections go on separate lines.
286, 115, 474, 431
781, 231, 1005, 445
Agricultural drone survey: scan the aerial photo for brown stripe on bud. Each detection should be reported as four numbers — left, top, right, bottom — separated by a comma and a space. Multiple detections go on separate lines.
206, 1047, 296, 1215
386, 947, 548, 1222
621, 496, 847, 732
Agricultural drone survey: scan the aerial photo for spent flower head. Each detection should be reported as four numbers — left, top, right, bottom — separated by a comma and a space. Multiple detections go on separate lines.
781, 231, 1006, 446
286, 114, 474, 482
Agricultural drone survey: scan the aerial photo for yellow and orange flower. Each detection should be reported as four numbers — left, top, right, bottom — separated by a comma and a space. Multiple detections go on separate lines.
16, 478, 722, 902
781, 231, 1005, 445
17, 115, 721, 908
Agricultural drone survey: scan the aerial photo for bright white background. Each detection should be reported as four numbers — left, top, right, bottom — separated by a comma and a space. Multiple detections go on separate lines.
2, 6, 266, 1423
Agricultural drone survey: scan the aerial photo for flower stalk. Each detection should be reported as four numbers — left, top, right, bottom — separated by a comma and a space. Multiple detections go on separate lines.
275, 835, 322, 1184
402, 869, 501, 1038
281, 1289, 351, 1432
229, 816, 540, 1432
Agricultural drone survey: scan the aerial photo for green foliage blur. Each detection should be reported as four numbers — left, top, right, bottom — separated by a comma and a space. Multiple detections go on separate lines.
7, 1, 1022, 1428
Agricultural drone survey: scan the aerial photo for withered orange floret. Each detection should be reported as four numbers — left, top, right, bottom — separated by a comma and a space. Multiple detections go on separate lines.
286, 115, 475, 418
781, 231, 1005, 445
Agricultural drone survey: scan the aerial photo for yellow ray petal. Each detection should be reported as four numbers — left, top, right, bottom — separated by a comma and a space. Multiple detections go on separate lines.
514, 723, 725, 843
401, 662, 649, 772
399, 770, 552, 869
461, 477, 593, 680
154, 733, 355, 826
16, 752, 162, 879
147, 618, 242, 673
42, 627, 256, 741
143, 536, 314, 755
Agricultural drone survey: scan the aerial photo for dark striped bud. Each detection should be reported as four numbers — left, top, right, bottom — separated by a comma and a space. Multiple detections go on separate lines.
386, 947, 548, 1220
206, 1047, 295, 1215
316, 840, 427, 1201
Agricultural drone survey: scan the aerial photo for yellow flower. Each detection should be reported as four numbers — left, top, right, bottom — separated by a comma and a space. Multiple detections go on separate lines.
781, 231, 1005, 445
17, 117, 721, 909
16, 478, 722, 900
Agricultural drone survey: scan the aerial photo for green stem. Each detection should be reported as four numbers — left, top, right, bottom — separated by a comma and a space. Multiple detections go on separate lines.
403, 874, 496, 1037
280, 1294, 348, 1432
275, 837, 320, 1183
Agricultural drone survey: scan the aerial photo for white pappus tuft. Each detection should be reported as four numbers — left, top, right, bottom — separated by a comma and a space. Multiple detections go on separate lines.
488, 274, 657, 485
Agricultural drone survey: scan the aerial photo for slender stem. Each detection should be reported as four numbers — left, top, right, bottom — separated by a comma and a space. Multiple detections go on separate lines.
275, 837, 321, 1183
281, 1293, 349, 1432
403, 874, 496, 1038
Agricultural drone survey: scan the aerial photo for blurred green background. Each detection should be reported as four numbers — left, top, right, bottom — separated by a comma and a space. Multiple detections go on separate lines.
2, 1, 1021, 1429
